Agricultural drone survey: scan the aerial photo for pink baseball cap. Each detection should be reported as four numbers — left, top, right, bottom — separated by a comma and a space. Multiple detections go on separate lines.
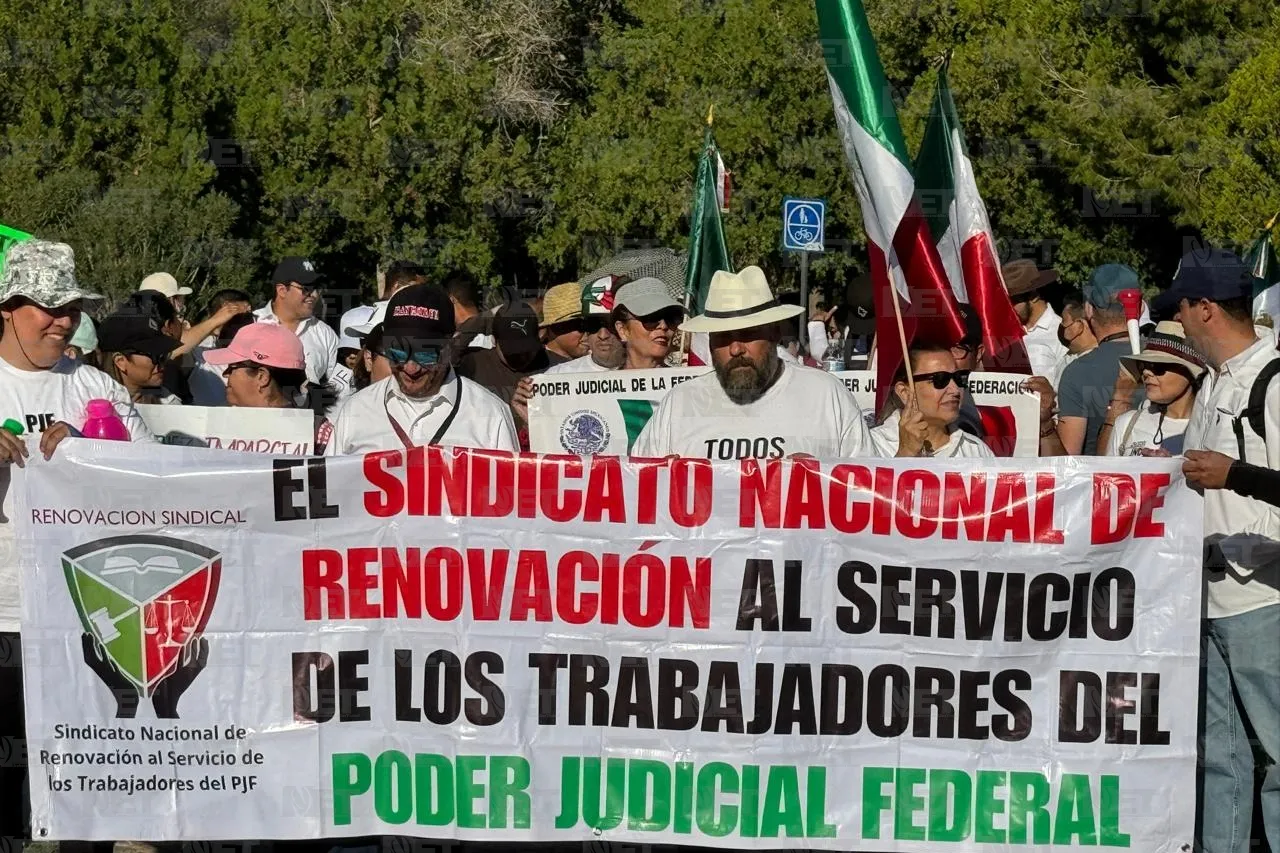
202, 323, 305, 371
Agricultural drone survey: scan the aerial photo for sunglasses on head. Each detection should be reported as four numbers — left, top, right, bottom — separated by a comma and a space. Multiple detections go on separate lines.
383, 346, 441, 368
913, 369, 971, 390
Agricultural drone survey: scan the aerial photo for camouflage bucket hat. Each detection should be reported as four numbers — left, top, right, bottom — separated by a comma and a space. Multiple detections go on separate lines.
0, 240, 102, 308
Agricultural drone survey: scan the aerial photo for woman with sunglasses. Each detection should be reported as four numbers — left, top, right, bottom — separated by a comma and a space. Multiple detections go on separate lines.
97, 311, 184, 405
611, 278, 685, 370
202, 323, 309, 410
870, 343, 994, 458
1103, 321, 1205, 457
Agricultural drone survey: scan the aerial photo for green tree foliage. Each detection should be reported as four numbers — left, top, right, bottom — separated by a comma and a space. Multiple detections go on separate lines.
0, 0, 1277, 304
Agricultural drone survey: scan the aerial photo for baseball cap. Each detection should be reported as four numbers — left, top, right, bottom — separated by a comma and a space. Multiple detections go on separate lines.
614, 277, 682, 317
844, 272, 875, 336
381, 284, 455, 343
69, 315, 98, 351
202, 322, 306, 371
581, 274, 623, 316
1165, 247, 1251, 305
272, 257, 321, 287
139, 271, 192, 298
0, 240, 102, 308
97, 311, 183, 363
493, 301, 542, 361
338, 305, 376, 350
347, 300, 389, 338
1084, 264, 1139, 309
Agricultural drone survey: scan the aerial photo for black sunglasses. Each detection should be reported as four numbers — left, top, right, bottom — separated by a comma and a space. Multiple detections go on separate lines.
913, 369, 971, 390
288, 282, 321, 296
1138, 362, 1185, 377
631, 309, 684, 331
125, 350, 169, 368
582, 317, 612, 335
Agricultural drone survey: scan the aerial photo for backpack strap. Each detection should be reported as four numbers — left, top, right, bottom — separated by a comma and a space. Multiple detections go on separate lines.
1233, 357, 1280, 462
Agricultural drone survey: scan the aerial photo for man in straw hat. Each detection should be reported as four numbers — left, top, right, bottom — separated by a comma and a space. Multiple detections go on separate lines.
1003, 259, 1067, 381
538, 281, 586, 364
632, 266, 873, 460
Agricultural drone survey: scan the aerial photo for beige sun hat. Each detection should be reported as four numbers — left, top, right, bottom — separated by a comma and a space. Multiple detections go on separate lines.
679, 266, 804, 334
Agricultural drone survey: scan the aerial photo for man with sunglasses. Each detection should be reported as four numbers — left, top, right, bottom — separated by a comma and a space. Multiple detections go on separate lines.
612, 278, 684, 370
253, 257, 339, 399
323, 284, 518, 455
0, 241, 153, 853
543, 274, 627, 375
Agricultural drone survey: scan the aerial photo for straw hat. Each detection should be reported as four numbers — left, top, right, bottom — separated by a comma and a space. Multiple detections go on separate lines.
1120, 321, 1207, 381
679, 267, 804, 334
540, 282, 581, 328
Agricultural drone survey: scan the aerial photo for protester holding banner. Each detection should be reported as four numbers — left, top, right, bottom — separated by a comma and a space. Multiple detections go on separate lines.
98, 310, 186, 406
633, 267, 873, 460
870, 343, 994, 458
612, 277, 684, 370
1004, 259, 1068, 381
324, 284, 518, 455
1101, 322, 1204, 457
538, 281, 587, 363
1056, 265, 1147, 455
1161, 249, 1280, 853
0, 240, 152, 853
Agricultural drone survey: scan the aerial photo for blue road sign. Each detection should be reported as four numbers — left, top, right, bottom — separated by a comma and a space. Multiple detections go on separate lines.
782, 197, 826, 253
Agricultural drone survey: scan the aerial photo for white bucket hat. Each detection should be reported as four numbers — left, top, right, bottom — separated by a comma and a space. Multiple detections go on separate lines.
139, 271, 192, 298
679, 266, 804, 334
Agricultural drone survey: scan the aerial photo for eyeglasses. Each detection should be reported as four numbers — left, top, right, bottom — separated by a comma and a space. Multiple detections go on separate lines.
582, 317, 612, 335
224, 361, 263, 375
288, 283, 321, 296
631, 309, 684, 331
913, 369, 971, 390
949, 341, 978, 356
1139, 363, 1182, 377
126, 351, 168, 369
384, 346, 441, 368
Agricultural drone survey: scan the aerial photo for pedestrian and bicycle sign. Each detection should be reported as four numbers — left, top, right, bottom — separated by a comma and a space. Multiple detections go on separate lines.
782, 197, 825, 253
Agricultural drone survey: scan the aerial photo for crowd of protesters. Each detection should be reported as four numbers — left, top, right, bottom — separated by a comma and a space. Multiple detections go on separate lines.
0, 236, 1276, 853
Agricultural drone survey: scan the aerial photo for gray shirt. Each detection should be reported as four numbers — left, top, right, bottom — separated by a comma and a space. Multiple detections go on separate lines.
1057, 337, 1144, 455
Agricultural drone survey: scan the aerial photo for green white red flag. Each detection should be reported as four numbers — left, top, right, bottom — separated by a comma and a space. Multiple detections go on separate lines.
814, 0, 966, 412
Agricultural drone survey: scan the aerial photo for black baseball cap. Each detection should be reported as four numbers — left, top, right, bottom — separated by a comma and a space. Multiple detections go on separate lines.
494, 301, 541, 361
97, 312, 183, 363
1166, 248, 1251, 305
382, 283, 456, 344
272, 257, 321, 287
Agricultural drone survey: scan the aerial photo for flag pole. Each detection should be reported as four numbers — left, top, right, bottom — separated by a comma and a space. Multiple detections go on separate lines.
888, 274, 931, 455
678, 104, 717, 366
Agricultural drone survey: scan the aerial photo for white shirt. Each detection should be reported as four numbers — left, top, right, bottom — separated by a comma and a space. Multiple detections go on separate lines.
543, 354, 615, 376
1183, 336, 1280, 619
1104, 405, 1189, 457
869, 410, 995, 458
324, 372, 518, 456
253, 304, 339, 387
0, 356, 154, 632
632, 361, 874, 460
1023, 304, 1069, 380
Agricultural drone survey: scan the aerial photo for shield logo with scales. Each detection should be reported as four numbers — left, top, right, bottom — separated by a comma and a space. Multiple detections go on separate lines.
62, 535, 221, 697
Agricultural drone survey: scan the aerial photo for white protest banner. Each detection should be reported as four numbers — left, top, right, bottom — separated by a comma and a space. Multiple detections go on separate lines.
530, 368, 1041, 456
137, 404, 314, 455
529, 367, 706, 455
17, 443, 1201, 849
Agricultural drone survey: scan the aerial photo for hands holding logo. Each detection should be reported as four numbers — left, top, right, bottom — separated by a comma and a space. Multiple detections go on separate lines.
82, 633, 209, 719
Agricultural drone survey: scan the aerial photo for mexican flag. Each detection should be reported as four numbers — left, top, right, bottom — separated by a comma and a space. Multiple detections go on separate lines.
683, 114, 734, 366
1244, 213, 1279, 314
814, 0, 966, 413
914, 63, 1031, 374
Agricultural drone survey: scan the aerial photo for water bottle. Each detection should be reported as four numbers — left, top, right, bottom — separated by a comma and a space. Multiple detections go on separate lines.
821, 337, 845, 372
81, 399, 129, 441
